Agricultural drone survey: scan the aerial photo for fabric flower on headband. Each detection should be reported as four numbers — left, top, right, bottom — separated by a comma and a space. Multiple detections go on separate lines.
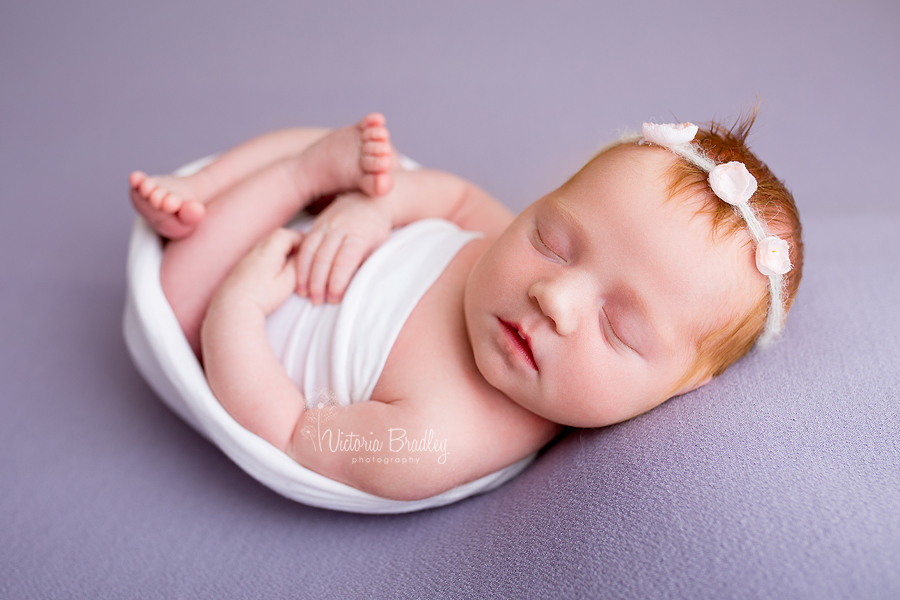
709, 162, 758, 206
756, 236, 792, 277
641, 122, 698, 146
639, 120, 793, 346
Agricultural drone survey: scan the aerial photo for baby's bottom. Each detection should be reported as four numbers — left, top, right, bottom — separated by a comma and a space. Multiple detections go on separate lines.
154, 117, 396, 357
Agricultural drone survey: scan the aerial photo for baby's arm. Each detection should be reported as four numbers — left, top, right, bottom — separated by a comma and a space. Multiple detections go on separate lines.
200, 229, 437, 495
201, 229, 308, 448
381, 167, 515, 238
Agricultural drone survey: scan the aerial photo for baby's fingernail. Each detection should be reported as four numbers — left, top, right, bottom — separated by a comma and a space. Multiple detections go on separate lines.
297, 285, 306, 295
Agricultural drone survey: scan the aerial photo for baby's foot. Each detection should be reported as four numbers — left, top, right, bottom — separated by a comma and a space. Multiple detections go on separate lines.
301, 113, 397, 199
356, 113, 395, 196
128, 171, 208, 239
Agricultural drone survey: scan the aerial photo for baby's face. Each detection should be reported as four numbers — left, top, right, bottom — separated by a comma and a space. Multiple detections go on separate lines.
464, 144, 758, 428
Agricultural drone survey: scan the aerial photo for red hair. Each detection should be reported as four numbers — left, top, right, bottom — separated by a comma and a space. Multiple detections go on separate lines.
585, 109, 803, 395
661, 110, 804, 393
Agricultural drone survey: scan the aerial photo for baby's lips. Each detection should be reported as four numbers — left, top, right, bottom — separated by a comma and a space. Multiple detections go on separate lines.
515, 323, 533, 353
505, 319, 538, 370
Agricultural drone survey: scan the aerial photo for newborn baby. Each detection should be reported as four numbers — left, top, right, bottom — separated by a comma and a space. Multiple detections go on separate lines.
129, 113, 803, 501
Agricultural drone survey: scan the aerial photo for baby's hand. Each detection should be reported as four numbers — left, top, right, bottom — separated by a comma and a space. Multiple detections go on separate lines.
217, 228, 302, 315
295, 192, 393, 304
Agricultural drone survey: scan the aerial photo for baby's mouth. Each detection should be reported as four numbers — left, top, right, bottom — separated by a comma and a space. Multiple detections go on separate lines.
499, 319, 538, 371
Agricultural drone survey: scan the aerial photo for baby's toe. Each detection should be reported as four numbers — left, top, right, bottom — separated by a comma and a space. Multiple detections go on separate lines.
372, 173, 393, 196
177, 200, 205, 226
362, 140, 391, 157
139, 177, 156, 198
161, 191, 185, 213
129, 171, 147, 189
360, 154, 392, 174
148, 188, 170, 211
360, 172, 393, 197
358, 112, 386, 130
360, 126, 389, 143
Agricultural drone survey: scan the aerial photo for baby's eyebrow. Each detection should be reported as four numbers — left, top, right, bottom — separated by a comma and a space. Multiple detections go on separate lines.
551, 199, 588, 238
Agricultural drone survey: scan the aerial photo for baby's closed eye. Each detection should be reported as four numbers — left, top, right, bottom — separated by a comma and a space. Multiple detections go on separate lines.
533, 223, 566, 261
602, 308, 631, 351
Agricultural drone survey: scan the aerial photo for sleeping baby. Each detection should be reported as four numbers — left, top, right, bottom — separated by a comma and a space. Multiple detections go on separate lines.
128, 112, 803, 502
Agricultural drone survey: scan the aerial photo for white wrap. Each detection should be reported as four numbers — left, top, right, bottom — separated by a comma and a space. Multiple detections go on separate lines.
122, 157, 536, 513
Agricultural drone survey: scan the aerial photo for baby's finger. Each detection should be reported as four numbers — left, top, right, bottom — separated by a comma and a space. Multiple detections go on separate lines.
257, 228, 302, 263
294, 228, 326, 296
326, 237, 369, 303
272, 253, 299, 300
307, 232, 345, 304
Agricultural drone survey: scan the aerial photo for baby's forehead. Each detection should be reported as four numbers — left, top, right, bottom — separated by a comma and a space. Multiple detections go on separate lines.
573, 143, 746, 244
564, 144, 708, 225
583, 142, 685, 191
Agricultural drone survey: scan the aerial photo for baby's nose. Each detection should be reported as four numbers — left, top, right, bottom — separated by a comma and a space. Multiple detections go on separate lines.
528, 275, 587, 336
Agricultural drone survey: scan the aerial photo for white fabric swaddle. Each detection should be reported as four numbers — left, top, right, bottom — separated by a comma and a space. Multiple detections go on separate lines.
122, 156, 536, 513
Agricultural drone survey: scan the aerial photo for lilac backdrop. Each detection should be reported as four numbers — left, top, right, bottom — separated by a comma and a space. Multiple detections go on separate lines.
2, 1, 899, 598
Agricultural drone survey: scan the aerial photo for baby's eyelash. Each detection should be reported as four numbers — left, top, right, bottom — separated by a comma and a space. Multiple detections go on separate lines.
536, 228, 562, 258
537, 231, 550, 250
602, 310, 629, 350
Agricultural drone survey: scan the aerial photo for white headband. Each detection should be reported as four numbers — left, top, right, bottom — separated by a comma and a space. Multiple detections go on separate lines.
640, 122, 792, 348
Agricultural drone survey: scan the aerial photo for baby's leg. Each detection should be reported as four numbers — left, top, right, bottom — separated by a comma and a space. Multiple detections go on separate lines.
129, 128, 333, 239
130, 115, 394, 239
161, 114, 395, 355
